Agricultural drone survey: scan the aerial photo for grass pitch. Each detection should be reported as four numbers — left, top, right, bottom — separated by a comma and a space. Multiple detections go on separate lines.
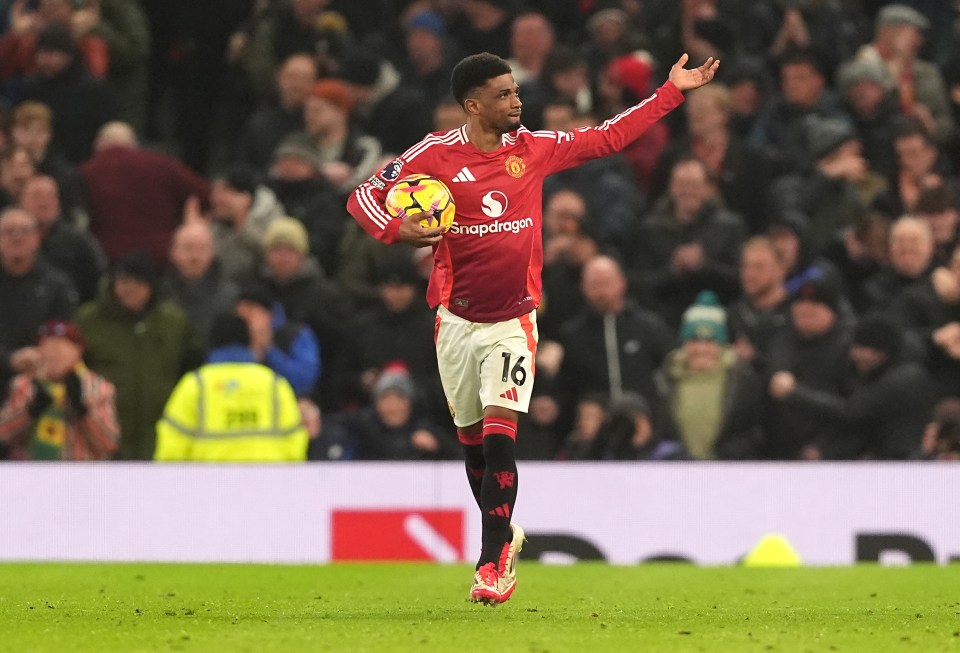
0, 563, 958, 652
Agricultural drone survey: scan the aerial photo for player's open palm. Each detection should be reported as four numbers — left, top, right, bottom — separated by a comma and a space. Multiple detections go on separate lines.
669, 53, 720, 92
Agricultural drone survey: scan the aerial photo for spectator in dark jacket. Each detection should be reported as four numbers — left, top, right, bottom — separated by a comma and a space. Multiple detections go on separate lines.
18, 174, 104, 303
766, 273, 854, 459
728, 236, 791, 370
0, 206, 77, 394
772, 313, 934, 459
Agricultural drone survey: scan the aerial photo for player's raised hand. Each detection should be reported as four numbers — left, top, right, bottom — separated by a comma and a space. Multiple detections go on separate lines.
668, 53, 720, 92
397, 211, 445, 247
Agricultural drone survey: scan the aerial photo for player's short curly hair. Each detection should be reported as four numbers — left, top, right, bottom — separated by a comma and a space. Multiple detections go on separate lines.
450, 53, 512, 106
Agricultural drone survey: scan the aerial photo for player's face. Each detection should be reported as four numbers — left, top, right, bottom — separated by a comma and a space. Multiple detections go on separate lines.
475, 74, 522, 133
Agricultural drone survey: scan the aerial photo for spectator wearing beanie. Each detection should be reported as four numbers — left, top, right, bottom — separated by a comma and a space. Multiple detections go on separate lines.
0, 319, 119, 460
771, 313, 934, 460
655, 291, 764, 460
74, 250, 202, 460
766, 272, 855, 459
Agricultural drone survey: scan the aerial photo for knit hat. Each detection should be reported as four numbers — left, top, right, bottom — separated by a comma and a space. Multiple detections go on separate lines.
836, 59, 892, 92
792, 273, 841, 311
876, 4, 929, 30
310, 79, 353, 114
36, 319, 84, 350
406, 11, 446, 39
263, 217, 309, 255
272, 134, 322, 170
208, 313, 250, 349
679, 291, 728, 343
113, 250, 159, 288
607, 392, 651, 420
805, 115, 857, 160
853, 313, 902, 358
373, 363, 416, 400
36, 23, 76, 55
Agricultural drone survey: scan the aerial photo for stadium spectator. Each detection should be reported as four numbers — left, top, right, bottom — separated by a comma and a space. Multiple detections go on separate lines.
555, 255, 674, 435
0, 318, 118, 460
554, 393, 607, 461
76, 0, 150, 132
0, 206, 77, 397
253, 217, 350, 409
9, 101, 83, 222
204, 166, 274, 285
537, 189, 596, 340
822, 211, 891, 314
772, 313, 933, 460
727, 236, 791, 370
505, 12, 554, 87
913, 184, 960, 267
339, 52, 432, 156
890, 121, 947, 214
631, 155, 746, 328
864, 216, 935, 312
337, 250, 442, 421
74, 250, 201, 460
400, 11, 456, 112
19, 22, 113, 164
301, 78, 381, 195
154, 313, 308, 462
0, 144, 35, 209
765, 273, 854, 459
18, 174, 104, 302
852, 4, 955, 142
836, 58, 901, 183
768, 115, 887, 256
0, 0, 108, 83
318, 363, 455, 461
234, 282, 320, 399
579, 8, 645, 84
235, 53, 316, 173
266, 134, 344, 275
80, 121, 209, 265
449, 0, 513, 59
750, 49, 849, 169
162, 221, 238, 347
655, 291, 764, 460
651, 83, 777, 232
594, 392, 687, 461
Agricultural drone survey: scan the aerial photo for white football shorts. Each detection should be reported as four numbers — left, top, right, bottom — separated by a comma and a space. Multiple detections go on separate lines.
434, 305, 538, 428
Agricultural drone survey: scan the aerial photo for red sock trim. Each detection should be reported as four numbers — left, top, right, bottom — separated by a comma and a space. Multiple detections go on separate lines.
458, 428, 483, 446
482, 417, 517, 440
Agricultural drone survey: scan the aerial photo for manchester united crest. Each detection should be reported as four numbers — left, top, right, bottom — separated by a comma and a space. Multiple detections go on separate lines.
505, 155, 525, 178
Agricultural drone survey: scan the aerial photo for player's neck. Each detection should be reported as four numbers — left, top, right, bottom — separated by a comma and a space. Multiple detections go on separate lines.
465, 122, 503, 152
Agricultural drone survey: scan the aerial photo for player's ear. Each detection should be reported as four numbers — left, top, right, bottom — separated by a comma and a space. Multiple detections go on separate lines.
463, 97, 481, 117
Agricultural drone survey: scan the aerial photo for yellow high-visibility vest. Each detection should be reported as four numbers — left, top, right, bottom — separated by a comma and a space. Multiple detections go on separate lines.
155, 362, 308, 462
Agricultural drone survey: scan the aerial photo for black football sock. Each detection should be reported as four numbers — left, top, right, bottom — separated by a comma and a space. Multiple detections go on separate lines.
477, 418, 519, 569
460, 439, 485, 510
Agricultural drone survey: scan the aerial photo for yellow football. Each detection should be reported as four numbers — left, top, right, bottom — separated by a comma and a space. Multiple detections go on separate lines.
385, 174, 456, 232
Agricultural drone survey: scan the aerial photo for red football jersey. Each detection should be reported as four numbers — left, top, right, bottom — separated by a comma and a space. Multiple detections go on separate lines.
346, 81, 684, 323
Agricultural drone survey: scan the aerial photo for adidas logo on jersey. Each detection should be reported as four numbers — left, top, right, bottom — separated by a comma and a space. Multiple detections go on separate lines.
499, 387, 519, 401
452, 167, 476, 182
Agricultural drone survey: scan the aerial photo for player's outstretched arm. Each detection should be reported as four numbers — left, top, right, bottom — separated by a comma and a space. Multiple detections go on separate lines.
668, 53, 720, 92
397, 212, 445, 248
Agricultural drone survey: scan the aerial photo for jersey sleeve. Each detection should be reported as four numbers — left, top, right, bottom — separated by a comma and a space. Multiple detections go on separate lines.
534, 81, 685, 175
345, 156, 406, 244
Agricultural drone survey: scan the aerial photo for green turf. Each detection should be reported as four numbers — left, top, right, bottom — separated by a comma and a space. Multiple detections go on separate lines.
0, 563, 958, 652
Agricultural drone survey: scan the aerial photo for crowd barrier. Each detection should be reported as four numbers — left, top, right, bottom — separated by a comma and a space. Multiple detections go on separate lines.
1, 463, 957, 565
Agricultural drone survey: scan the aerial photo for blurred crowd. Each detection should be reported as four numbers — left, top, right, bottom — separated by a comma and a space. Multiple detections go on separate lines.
1, 0, 960, 462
